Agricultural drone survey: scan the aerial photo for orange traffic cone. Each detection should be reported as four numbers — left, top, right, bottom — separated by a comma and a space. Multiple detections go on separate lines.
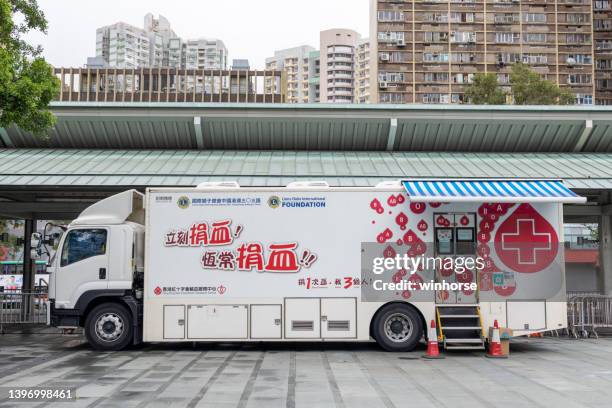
486, 320, 508, 359
423, 319, 445, 359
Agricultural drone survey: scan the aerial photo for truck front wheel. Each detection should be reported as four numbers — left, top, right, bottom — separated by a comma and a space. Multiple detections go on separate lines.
85, 303, 133, 351
372, 304, 423, 352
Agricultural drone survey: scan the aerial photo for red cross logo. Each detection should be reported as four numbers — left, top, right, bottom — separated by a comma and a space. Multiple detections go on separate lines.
501, 219, 551, 265
494, 204, 558, 273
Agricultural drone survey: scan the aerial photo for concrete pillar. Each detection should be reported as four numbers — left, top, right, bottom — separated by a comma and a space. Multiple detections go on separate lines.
599, 214, 612, 296
22, 218, 35, 292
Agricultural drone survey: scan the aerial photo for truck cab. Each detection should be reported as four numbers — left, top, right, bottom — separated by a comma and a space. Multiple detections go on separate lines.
48, 190, 145, 350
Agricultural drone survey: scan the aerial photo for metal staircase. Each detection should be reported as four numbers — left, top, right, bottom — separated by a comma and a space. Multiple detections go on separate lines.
437, 305, 486, 350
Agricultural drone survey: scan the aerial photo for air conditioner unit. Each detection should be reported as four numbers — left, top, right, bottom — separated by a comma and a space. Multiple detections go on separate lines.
396, 39, 406, 47
379, 81, 389, 89
380, 53, 390, 62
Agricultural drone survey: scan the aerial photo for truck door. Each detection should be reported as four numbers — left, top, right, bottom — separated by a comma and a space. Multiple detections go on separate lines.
54, 228, 109, 309
434, 213, 478, 304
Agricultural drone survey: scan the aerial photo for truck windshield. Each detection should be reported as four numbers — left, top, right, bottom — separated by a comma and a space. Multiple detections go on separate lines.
60, 229, 107, 267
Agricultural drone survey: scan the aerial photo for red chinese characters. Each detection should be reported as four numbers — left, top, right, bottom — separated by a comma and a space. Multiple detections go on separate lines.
165, 219, 237, 248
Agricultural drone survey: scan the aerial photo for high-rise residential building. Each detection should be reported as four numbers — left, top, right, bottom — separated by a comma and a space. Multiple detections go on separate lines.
307, 50, 321, 103
594, 0, 612, 105
266, 31, 370, 104
356, 39, 371, 103
370, 0, 600, 105
266, 46, 315, 103
94, 14, 227, 71
320, 29, 362, 103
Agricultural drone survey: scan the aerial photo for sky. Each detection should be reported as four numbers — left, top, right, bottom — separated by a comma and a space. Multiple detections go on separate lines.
24, 0, 370, 69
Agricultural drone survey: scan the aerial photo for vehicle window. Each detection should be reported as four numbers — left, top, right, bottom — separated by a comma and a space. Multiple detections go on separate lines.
60, 229, 107, 267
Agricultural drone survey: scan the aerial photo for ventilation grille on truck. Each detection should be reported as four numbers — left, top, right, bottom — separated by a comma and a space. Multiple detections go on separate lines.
327, 320, 350, 331
291, 320, 314, 331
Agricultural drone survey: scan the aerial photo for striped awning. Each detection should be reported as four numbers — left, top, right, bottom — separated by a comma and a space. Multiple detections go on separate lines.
402, 180, 586, 203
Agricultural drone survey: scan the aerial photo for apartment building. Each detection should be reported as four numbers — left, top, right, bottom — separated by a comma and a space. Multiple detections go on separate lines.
356, 39, 372, 103
370, 0, 599, 105
94, 14, 227, 71
594, 0, 612, 105
320, 29, 362, 103
265, 46, 315, 103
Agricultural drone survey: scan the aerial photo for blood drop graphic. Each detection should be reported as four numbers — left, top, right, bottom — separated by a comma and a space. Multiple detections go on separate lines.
410, 202, 426, 214
395, 212, 409, 229
383, 246, 396, 259
430, 202, 442, 208
403, 229, 419, 245
436, 215, 448, 226
387, 195, 398, 207
494, 203, 558, 273
397, 194, 406, 204
370, 198, 383, 212
479, 219, 493, 233
417, 220, 428, 232
460, 215, 470, 226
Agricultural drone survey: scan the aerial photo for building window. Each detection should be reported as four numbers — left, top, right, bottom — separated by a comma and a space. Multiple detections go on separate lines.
568, 74, 591, 85
379, 72, 405, 83
377, 31, 405, 42
496, 32, 520, 44
523, 13, 546, 23
380, 93, 405, 103
523, 54, 548, 65
424, 72, 449, 83
594, 19, 612, 31
424, 32, 449, 43
566, 34, 591, 44
378, 10, 404, 22
524, 33, 546, 43
567, 54, 592, 65
594, 0, 611, 9
422, 93, 450, 104
423, 52, 449, 62
575, 94, 593, 105
450, 32, 476, 44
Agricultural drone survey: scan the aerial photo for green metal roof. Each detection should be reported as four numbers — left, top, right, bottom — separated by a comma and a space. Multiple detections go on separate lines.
1, 149, 612, 189
2, 103, 611, 152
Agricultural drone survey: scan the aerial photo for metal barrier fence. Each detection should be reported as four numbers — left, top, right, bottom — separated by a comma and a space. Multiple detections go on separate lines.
0, 289, 48, 333
567, 294, 612, 339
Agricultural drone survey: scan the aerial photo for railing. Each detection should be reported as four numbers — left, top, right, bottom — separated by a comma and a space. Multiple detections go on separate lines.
53, 67, 287, 103
0, 289, 48, 333
566, 294, 612, 338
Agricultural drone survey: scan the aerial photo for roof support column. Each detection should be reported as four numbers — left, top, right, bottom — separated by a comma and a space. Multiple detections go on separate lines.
599, 208, 612, 296
194, 117, 204, 149
0, 127, 14, 148
386, 118, 398, 151
573, 119, 593, 152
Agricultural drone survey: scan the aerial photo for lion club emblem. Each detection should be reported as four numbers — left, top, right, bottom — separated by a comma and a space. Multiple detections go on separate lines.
494, 203, 559, 273
217, 285, 227, 295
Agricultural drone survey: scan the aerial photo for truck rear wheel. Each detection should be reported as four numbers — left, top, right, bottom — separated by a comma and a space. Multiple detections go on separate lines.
85, 303, 133, 351
373, 304, 423, 352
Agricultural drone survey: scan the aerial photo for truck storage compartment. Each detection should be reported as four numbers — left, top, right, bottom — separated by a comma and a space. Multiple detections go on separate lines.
187, 305, 248, 339
250, 305, 282, 339
163, 305, 185, 339
507, 301, 546, 330
285, 298, 320, 338
321, 298, 357, 338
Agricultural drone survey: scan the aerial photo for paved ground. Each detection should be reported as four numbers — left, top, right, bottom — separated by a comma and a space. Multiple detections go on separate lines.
0, 332, 611, 408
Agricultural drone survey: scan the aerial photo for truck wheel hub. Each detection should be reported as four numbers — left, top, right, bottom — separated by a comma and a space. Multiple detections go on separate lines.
95, 313, 123, 341
384, 314, 412, 342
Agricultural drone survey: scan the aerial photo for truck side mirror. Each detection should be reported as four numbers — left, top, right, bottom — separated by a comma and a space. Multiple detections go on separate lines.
30, 232, 42, 249
31, 249, 41, 260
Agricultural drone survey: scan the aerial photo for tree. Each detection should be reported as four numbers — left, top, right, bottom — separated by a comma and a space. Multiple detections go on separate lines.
0, 0, 59, 136
510, 63, 574, 105
464, 73, 506, 105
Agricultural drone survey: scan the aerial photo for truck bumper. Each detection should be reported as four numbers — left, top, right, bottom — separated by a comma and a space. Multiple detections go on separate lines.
49, 300, 80, 328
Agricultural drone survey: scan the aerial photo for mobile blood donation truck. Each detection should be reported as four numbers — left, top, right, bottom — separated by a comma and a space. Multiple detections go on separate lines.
45, 179, 585, 351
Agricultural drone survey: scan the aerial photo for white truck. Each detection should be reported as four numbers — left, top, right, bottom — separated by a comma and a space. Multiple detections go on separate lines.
44, 180, 584, 351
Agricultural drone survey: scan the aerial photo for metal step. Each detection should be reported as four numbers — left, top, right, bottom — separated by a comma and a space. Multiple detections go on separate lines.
444, 338, 484, 344
439, 315, 479, 318
442, 326, 482, 330
444, 345, 486, 350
